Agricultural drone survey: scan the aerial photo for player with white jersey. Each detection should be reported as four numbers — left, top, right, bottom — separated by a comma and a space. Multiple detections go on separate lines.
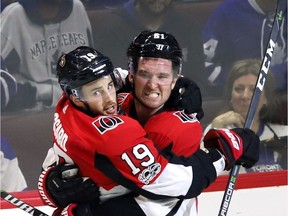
38, 46, 260, 216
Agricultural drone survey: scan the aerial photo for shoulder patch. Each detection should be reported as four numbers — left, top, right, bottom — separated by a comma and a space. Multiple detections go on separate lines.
173, 111, 198, 123
92, 116, 124, 134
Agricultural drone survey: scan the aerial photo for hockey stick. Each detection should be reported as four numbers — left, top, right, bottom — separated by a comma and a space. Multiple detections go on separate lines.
218, 1, 286, 215
0, 190, 49, 216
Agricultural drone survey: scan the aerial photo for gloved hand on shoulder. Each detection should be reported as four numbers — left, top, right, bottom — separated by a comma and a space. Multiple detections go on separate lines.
164, 76, 204, 120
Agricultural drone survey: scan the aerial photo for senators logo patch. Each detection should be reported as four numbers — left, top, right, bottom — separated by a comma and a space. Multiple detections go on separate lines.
92, 116, 124, 134
173, 111, 197, 123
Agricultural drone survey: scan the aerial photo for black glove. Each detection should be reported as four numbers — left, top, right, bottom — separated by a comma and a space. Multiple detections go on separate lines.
117, 75, 133, 93
6, 82, 37, 111
39, 163, 100, 208
164, 76, 204, 120
203, 128, 260, 170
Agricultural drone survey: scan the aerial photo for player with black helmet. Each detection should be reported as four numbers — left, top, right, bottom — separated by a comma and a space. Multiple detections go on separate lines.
127, 30, 183, 74
56, 46, 123, 116
100, 30, 203, 215
39, 44, 260, 216
123, 30, 203, 119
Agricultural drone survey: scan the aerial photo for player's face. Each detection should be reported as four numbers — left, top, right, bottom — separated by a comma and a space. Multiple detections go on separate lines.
137, 0, 173, 14
230, 74, 266, 119
132, 57, 177, 110
75, 76, 118, 115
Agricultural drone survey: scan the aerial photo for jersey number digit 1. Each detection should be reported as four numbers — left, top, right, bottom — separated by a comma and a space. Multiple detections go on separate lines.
121, 144, 155, 175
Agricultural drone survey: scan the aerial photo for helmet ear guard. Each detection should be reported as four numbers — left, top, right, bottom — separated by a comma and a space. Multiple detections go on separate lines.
111, 68, 124, 90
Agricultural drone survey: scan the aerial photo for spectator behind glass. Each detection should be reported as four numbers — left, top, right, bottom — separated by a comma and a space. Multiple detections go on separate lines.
203, 0, 287, 97
1, 0, 93, 112
92, 0, 211, 97
80, 0, 129, 8
0, 59, 28, 192
204, 59, 287, 173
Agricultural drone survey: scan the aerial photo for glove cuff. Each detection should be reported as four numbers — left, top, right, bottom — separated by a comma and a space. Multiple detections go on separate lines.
52, 204, 78, 216
38, 167, 58, 207
205, 148, 226, 174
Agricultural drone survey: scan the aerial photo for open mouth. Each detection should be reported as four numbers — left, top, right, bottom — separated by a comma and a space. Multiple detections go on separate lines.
105, 103, 117, 114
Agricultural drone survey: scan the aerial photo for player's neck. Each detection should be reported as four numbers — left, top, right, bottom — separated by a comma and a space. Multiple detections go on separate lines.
134, 100, 161, 126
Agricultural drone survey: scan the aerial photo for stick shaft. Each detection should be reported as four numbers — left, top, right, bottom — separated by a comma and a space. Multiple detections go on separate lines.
0, 190, 49, 216
218, 1, 286, 215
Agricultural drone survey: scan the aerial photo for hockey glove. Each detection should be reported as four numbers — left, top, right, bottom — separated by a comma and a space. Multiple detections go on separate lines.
203, 128, 260, 170
38, 163, 100, 208
164, 76, 204, 120
52, 203, 96, 216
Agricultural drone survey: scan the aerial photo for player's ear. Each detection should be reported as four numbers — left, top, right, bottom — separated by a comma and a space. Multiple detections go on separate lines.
70, 95, 83, 107
128, 74, 134, 84
171, 77, 178, 90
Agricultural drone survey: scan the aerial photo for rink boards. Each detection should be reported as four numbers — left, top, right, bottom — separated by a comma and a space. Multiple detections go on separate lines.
1, 171, 287, 216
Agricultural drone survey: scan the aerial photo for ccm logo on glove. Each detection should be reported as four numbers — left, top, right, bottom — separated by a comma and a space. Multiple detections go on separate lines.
221, 129, 241, 150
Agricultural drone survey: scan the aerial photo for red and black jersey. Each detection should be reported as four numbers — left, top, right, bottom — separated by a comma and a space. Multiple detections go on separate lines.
44, 95, 219, 215
118, 93, 202, 157
52, 96, 168, 192
116, 93, 203, 215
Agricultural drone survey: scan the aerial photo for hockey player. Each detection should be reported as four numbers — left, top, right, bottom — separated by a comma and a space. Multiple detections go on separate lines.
118, 31, 203, 156
40, 31, 204, 215
38, 46, 260, 216
94, 31, 203, 215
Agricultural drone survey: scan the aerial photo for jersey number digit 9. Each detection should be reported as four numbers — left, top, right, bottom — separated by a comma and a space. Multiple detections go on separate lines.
121, 144, 155, 175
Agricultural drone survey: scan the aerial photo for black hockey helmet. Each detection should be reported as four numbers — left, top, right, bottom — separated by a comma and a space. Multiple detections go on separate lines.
127, 30, 183, 75
57, 46, 122, 97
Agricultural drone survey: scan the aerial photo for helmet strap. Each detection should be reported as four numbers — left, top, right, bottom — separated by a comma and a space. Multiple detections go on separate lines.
71, 97, 97, 118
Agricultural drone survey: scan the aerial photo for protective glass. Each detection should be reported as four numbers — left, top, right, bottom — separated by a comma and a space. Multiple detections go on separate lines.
134, 57, 177, 86
71, 76, 116, 103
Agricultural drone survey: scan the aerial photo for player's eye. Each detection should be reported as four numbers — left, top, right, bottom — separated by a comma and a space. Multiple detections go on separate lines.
91, 89, 102, 97
157, 74, 170, 80
138, 70, 152, 79
108, 82, 115, 90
